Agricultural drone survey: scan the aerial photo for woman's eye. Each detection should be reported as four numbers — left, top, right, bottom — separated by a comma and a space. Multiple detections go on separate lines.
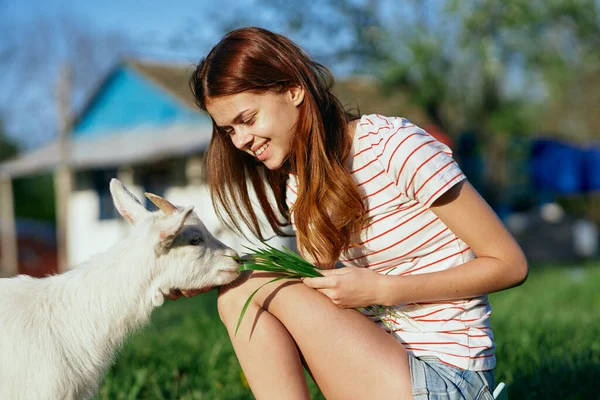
190, 237, 203, 246
218, 127, 233, 136
243, 116, 256, 126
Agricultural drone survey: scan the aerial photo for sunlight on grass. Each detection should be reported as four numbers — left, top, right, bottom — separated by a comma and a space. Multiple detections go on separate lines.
490, 262, 600, 399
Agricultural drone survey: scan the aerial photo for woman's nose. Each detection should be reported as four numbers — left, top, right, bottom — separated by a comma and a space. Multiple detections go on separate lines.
231, 128, 253, 150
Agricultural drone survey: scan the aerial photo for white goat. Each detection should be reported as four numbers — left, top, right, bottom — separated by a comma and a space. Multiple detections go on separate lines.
0, 179, 240, 400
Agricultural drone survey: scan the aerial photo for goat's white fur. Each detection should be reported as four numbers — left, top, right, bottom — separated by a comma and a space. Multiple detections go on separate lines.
0, 179, 239, 399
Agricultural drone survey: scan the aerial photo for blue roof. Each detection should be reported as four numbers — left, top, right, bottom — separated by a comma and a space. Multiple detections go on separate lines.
73, 61, 209, 139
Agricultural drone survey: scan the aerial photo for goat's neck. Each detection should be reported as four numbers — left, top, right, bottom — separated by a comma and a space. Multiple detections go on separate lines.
54, 233, 158, 351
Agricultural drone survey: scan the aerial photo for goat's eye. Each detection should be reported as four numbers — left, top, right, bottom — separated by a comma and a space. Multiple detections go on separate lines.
189, 237, 203, 246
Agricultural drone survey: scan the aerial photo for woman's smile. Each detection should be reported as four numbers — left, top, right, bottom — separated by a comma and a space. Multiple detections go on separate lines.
253, 141, 270, 160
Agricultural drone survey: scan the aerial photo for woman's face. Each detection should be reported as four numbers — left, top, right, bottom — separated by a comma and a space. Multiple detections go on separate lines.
206, 87, 304, 170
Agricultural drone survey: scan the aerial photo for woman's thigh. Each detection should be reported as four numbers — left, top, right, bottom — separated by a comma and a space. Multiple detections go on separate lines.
218, 272, 413, 400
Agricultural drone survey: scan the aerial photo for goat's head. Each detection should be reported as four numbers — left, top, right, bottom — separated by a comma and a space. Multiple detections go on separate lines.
109, 178, 240, 306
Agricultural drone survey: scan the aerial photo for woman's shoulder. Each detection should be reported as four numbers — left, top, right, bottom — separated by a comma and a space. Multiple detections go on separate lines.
358, 114, 411, 127
353, 113, 453, 166
355, 114, 416, 141
353, 114, 423, 153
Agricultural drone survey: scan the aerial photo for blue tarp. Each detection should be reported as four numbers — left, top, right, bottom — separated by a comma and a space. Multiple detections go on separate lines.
531, 139, 600, 194
584, 145, 600, 191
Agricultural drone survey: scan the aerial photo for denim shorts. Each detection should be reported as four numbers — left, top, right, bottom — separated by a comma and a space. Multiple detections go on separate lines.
409, 355, 495, 400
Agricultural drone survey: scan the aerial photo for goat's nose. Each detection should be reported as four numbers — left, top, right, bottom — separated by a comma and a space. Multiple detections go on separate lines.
225, 249, 240, 262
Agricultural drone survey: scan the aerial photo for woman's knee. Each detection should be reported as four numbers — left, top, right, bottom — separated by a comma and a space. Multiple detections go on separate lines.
216, 280, 246, 325
216, 271, 298, 326
216, 271, 266, 325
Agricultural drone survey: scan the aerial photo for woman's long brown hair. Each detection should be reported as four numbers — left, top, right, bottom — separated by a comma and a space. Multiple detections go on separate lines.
189, 27, 366, 266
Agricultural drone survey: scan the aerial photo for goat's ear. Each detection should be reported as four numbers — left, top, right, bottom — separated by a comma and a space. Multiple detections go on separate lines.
109, 178, 149, 225
154, 206, 194, 255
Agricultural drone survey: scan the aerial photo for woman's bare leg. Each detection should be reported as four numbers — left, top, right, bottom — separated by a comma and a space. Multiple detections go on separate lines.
218, 272, 413, 400
226, 300, 312, 399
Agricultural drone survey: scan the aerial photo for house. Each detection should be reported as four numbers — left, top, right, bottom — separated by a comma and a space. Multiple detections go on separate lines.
0, 60, 266, 274
0, 58, 430, 276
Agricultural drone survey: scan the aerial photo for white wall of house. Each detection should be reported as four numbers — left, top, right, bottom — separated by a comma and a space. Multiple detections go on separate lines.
68, 189, 128, 267
67, 183, 295, 268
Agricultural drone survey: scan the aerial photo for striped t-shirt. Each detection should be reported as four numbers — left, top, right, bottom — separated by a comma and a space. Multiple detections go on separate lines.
286, 114, 495, 371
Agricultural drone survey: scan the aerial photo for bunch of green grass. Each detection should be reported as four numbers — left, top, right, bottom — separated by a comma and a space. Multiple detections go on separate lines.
234, 243, 324, 335
235, 243, 422, 336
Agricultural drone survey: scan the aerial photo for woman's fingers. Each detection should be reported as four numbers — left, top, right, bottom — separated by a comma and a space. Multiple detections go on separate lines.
302, 276, 334, 289
181, 287, 213, 297
165, 287, 213, 301
303, 267, 351, 289
164, 289, 183, 300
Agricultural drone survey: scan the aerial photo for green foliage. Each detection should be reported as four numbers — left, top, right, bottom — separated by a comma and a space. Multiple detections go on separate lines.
0, 119, 18, 162
456, 0, 600, 98
95, 263, 600, 399
380, 35, 451, 126
0, 119, 55, 221
485, 99, 537, 138
12, 175, 56, 221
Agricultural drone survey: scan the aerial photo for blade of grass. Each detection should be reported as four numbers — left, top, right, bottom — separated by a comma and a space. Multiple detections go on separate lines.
235, 276, 288, 336
238, 263, 290, 273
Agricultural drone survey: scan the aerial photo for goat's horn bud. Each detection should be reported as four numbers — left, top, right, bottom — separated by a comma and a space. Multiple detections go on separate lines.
144, 193, 178, 216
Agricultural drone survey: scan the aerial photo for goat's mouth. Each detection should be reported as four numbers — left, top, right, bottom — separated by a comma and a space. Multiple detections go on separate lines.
219, 268, 241, 286
220, 268, 240, 275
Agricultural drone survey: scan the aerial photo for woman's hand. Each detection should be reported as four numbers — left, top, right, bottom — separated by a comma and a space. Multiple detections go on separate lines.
164, 288, 212, 301
302, 267, 385, 308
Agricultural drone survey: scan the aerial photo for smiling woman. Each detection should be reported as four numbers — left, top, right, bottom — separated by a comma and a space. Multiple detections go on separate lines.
187, 26, 527, 400
206, 88, 303, 170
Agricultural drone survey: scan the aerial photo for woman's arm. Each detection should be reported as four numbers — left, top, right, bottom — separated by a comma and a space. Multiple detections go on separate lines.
377, 180, 528, 305
303, 180, 529, 308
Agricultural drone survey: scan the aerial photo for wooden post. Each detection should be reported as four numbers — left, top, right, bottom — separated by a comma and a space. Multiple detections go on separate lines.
186, 156, 204, 186
55, 64, 73, 272
0, 173, 18, 277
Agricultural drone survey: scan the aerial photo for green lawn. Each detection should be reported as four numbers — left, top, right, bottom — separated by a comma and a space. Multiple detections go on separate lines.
95, 262, 600, 399
489, 262, 600, 399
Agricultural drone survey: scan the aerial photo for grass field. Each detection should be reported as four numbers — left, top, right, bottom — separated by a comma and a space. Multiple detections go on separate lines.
95, 262, 600, 399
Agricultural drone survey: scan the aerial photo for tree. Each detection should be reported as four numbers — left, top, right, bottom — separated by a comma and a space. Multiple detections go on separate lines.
0, 15, 133, 148
454, 0, 600, 139
0, 119, 19, 162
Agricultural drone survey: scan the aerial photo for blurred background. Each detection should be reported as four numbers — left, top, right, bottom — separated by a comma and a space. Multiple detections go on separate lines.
0, 0, 598, 399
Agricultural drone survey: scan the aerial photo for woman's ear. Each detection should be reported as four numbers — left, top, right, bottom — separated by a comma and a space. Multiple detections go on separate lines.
289, 86, 305, 107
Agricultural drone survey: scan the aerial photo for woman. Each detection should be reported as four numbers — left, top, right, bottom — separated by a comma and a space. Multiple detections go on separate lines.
188, 26, 528, 399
